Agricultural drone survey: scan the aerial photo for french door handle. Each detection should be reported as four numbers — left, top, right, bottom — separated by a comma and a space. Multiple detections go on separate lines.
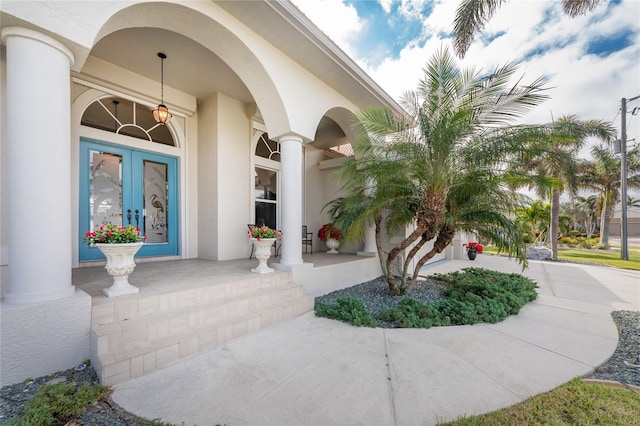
127, 209, 132, 225
135, 209, 140, 227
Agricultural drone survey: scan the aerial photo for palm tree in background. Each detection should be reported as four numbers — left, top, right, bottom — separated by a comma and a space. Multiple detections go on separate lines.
326, 47, 548, 295
453, 0, 606, 57
581, 144, 640, 247
509, 116, 614, 259
562, 195, 598, 237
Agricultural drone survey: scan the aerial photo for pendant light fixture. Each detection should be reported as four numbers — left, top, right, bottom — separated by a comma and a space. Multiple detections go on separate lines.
152, 52, 172, 125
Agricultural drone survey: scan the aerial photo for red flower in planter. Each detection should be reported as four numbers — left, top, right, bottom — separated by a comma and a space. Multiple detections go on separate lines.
318, 223, 342, 242
463, 242, 483, 253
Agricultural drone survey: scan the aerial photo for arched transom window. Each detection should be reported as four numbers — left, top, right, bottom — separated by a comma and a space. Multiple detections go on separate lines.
81, 96, 175, 146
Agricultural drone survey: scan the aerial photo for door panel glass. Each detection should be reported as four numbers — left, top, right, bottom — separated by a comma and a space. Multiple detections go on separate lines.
89, 150, 122, 229
254, 167, 277, 229
254, 168, 277, 200
143, 160, 168, 244
255, 202, 276, 229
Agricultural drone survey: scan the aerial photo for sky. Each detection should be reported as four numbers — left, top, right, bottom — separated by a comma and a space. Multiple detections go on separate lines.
290, 0, 640, 154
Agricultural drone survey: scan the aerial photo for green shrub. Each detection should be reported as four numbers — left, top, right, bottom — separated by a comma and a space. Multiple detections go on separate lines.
318, 268, 538, 329
559, 237, 577, 246
315, 297, 380, 327
7, 381, 110, 426
580, 240, 593, 249
382, 268, 538, 327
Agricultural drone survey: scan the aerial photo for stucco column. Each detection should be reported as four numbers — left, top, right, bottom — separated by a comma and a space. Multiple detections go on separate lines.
360, 178, 377, 255
362, 226, 377, 253
278, 134, 304, 266
2, 28, 76, 304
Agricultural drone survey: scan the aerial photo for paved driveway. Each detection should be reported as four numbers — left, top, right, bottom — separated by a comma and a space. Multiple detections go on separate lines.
112, 256, 639, 426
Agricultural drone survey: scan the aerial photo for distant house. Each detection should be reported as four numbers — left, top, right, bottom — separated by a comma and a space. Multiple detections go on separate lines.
610, 203, 640, 237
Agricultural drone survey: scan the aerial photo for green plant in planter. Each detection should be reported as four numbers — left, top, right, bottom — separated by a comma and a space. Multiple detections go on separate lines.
248, 225, 282, 240
84, 223, 144, 245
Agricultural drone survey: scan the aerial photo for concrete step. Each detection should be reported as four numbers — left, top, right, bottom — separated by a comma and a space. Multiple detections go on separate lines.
92, 283, 306, 356
90, 277, 313, 385
91, 272, 293, 326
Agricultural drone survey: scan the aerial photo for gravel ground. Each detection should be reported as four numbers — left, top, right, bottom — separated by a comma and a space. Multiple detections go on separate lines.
1, 279, 637, 425
315, 275, 448, 326
0, 363, 164, 425
587, 310, 640, 387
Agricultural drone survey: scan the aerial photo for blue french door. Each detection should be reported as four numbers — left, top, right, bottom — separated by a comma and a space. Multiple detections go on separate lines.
79, 139, 179, 261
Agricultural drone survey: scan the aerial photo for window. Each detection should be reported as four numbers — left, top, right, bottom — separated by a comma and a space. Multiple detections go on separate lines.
254, 132, 280, 229
254, 167, 277, 229
81, 96, 175, 146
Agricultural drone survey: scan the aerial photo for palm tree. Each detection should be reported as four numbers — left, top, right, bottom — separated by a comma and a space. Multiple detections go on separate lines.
453, 0, 605, 57
511, 116, 614, 259
581, 144, 640, 247
516, 200, 550, 244
562, 195, 598, 237
327, 47, 548, 295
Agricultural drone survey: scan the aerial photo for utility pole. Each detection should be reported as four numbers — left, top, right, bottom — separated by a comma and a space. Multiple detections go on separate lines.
620, 94, 640, 261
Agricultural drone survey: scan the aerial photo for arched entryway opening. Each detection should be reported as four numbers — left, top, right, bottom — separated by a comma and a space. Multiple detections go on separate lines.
305, 107, 362, 253
70, 1, 295, 262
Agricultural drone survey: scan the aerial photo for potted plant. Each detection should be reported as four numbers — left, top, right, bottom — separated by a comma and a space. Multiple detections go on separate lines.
84, 224, 145, 297
318, 223, 342, 254
247, 225, 282, 274
463, 241, 483, 260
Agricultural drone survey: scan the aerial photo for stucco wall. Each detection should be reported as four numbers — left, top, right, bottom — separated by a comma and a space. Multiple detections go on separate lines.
312, 156, 361, 254
0, 290, 92, 386
198, 93, 251, 260
197, 94, 219, 260
1, 45, 7, 268
216, 93, 251, 260
304, 145, 325, 253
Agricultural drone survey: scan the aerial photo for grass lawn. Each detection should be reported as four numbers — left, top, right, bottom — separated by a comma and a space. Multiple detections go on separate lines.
484, 246, 640, 270
439, 379, 640, 425
558, 248, 640, 270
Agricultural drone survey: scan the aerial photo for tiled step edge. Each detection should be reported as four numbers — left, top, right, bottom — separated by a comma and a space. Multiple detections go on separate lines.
92, 283, 306, 352
91, 272, 294, 325
94, 297, 313, 385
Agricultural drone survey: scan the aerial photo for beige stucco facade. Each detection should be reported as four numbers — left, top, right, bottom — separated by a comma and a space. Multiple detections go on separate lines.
0, 0, 404, 385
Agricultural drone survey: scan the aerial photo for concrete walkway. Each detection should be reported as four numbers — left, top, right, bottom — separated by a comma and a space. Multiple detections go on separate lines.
112, 256, 639, 426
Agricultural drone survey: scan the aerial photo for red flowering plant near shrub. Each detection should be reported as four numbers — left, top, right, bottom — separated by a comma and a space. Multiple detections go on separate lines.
84, 224, 144, 245
318, 223, 343, 242
248, 225, 282, 240
463, 242, 484, 253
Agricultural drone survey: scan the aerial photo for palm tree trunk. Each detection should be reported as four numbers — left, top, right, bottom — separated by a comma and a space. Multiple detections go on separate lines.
410, 224, 456, 287
386, 191, 446, 295
400, 228, 438, 294
551, 188, 560, 260
374, 213, 387, 277
386, 227, 424, 296
600, 203, 611, 248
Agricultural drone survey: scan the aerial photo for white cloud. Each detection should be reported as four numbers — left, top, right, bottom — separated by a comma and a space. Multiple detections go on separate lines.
292, 0, 640, 143
397, 0, 430, 19
291, 0, 362, 57
379, 0, 393, 14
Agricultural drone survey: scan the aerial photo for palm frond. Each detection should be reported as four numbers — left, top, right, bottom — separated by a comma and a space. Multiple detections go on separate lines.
452, 0, 509, 58
562, 0, 603, 17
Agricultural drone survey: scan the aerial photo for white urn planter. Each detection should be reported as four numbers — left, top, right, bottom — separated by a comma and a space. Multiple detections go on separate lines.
95, 242, 143, 297
325, 238, 340, 254
251, 238, 276, 274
